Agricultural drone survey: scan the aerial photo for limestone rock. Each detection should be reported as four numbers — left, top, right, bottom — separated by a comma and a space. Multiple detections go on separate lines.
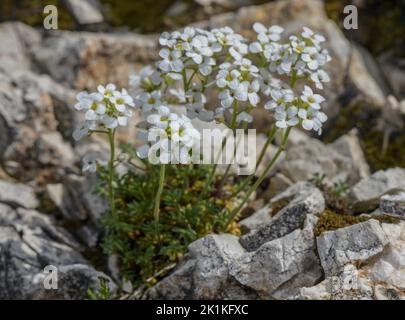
316, 219, 388, 276
0, 180, 38, 209
300, 260, 405, 300
380, 191, 405, 219
32, 264, 117, 300
349, 168, 405, 213
348, 45, 386, 107
279, 138, 359, 186
240, 182, 324, 251
238, 205, 272, 234
64, 0, 104, 25
32, 31, 158, 90
0, 203, 92, 299
0, 22, 41, 74
147, 234, 254, 299
231, 221, 321, 298
330, 129, 370, 180
370, 222, 405, 290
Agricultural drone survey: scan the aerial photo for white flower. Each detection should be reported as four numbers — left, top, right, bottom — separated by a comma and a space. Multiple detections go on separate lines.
301, 27, 325, 46
229, 41, 248, 60
136, 90, 162, 113
218, 89, 237, 108
199, 57, 216, 76
259, 68, 283, 96
236, 111, 253, 124
158, 48, 184, 73
242, 80, 260, 106
289, 35, 307, 54
216, 68, 241, 88
138, 108, 200, 164
274, 105, 299, 129
73, 83, 134, 140
310, 69, 330, 89
298, 107, 327, 134
130, 66, 153, 88
253, 23, 284, 43
234, 58, 259, 75
98, 84, 116, 98
269, 53, 293, 74
219, 79, 248, 107
147, 105, 177, 129
301, 46, 327, 70
110, 89, 134, 112
301, 86, 325, 110
264, 88, 294, 110
130, 66, 161, 90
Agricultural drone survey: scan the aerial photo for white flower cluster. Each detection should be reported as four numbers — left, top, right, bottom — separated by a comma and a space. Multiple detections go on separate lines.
127, 23, 332, 165
137, 105, 200, 164
73, 84, 135, 141
249, 24, 331, 134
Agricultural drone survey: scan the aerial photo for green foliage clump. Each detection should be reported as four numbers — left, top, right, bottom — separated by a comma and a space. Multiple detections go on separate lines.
87, 277, 114, 300
314, 209, 400, 237
98, 159, 240, 286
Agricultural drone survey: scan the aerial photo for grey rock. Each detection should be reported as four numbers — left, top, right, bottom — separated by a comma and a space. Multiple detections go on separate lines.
300, 262, 405, 300
379, 54, 405, 99
316, 219, 388, 276
0, 22, 41, 74
0, 180, 38, 209
280, 138, 358, 186
36, 132, 75, 166
349, 168, 405, 213
64, 0, 104, 25
147, 234, 255, 299
370, 222, 405, 290
230, 217, 321, 298
44, 175, 107, 247
32, 31, 158, 90
32, 264, 116, 300
239, 204, 272, 234
240, 182, 325, 251
63, 174, 108, 224
330, 129, 370, 180
380, 191, 405, 219
0, 203, 91, 299
348, 45, 386, 107
0, 70, 78, 180
299, 264, 375, 300
263, 172, 293, 200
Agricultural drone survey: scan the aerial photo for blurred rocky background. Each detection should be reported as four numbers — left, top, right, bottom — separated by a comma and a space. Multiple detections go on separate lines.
0, 0, 404, 299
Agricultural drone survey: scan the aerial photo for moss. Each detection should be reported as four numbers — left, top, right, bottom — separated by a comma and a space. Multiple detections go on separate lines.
0, 0, 76, 29
314, 209, 400, 236
270, 198, 290, 217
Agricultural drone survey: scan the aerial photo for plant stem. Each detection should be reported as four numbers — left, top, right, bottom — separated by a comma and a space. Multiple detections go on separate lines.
153, 164, 166, 239
225, 127, 291, 227
198, 101, 238, 199
231, 125, 278, 198
108, 129, 116, 217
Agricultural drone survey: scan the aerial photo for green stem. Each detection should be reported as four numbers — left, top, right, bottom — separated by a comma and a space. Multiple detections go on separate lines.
108, 129, 116, 217
198, 101, 238, 199
153, 164, 166, 239
225, 127, 291, 227
232, 125, 278, 198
